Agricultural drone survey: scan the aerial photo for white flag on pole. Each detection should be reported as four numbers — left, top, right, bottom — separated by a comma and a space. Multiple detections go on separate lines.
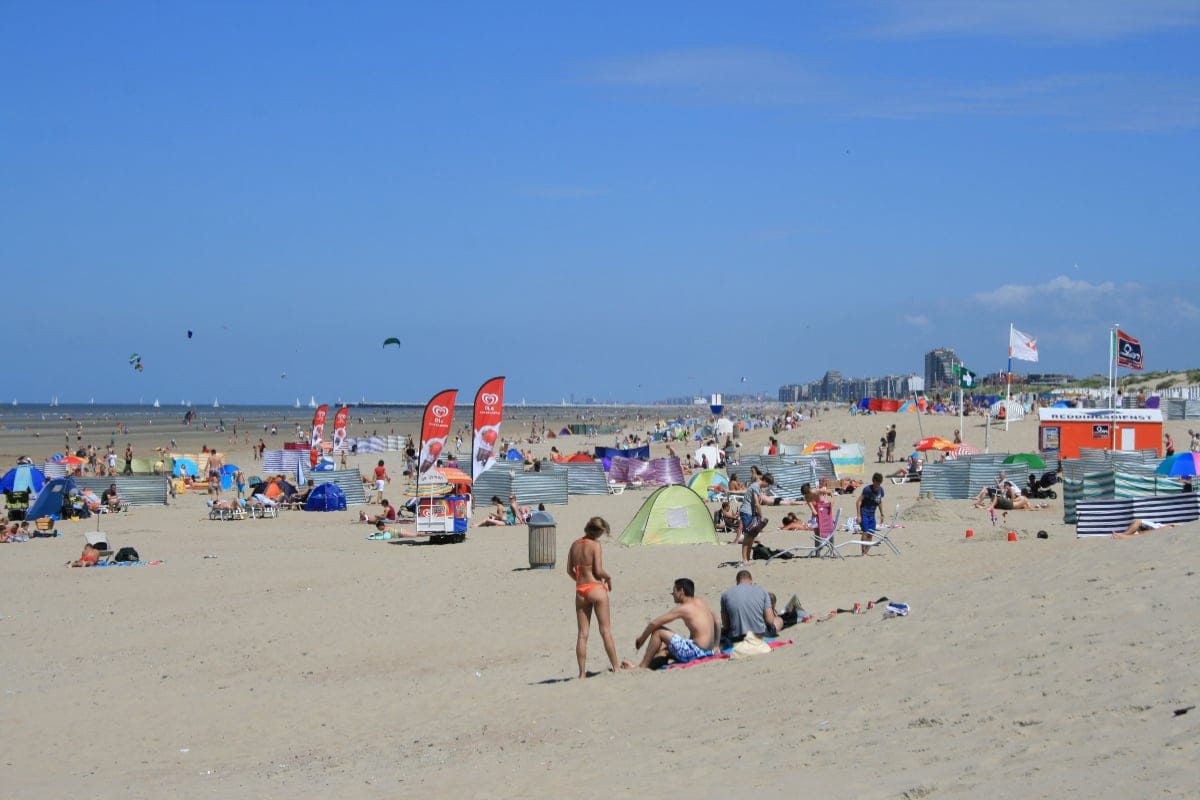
1009, 327, 1039, 362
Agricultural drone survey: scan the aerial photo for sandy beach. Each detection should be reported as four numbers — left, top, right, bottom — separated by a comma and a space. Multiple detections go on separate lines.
2, 407, 1197, 799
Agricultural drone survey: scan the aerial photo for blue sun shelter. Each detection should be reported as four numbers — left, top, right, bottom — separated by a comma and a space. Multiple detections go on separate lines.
1, 465, 46, 494
305, 482, 347, 512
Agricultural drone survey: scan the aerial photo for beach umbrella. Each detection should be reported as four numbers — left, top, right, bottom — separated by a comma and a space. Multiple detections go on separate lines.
1003, 453, 1046, 470
913, 437, 955, 452
61, 455, 86, 465
1155, 452, 1200, 477
0, 465, 46, 493
802, 441, 838, 453
953, 443, 981, 457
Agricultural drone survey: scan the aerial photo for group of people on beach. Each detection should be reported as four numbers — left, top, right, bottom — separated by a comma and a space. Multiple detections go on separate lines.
566, 517, 809, 678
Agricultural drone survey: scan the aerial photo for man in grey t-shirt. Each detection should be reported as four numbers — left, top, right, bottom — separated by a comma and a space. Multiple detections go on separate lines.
720, 570, 784, 646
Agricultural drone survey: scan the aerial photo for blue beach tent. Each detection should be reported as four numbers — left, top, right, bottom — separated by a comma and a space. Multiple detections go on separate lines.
304, 482, 347, 512
26, 476, 77, 521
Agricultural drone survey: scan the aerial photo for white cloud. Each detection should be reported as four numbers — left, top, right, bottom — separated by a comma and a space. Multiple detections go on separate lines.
579, 47, 828, 105
903, 314, 932, 329
864, 0, 1200, 42
863, 73, 1200, 132
973, 275, 1118, 307
579, 47, 1200, 131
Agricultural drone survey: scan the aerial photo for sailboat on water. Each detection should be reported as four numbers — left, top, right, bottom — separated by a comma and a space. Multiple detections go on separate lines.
295, 398, 301, 409
308, 396, 317, 409
153, 399, 160, 408
213, 398, 220, 408
50, 396, 58, 407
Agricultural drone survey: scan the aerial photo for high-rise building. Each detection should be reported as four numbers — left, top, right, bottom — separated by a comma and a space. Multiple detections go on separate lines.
924, 348, 958, 390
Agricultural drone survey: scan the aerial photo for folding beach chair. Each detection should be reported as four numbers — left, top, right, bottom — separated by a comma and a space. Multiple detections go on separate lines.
766, 509, 842, 562
835, 509, 901, 556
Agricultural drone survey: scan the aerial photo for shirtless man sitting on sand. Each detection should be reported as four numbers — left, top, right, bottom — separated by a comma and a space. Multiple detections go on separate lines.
622, 578, 720, 670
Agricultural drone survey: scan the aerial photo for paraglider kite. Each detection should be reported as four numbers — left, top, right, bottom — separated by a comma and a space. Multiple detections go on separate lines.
382, 337, 401, 349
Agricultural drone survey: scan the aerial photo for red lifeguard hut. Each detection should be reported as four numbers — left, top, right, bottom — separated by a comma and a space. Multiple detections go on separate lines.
1037, 407, 1163, 459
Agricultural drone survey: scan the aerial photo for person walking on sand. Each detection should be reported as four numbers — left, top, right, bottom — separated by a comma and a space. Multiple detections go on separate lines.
566, 517, 620, 678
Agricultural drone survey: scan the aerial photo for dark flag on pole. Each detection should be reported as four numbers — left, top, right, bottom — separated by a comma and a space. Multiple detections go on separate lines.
1115, 330, 1144, 371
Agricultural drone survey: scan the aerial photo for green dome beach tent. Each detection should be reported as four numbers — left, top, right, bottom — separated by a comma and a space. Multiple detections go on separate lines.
686, 468, 728, 500
618, 485, 720, 546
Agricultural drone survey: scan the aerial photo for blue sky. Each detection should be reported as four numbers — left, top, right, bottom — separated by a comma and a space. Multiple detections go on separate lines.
3, 1, 1197, 404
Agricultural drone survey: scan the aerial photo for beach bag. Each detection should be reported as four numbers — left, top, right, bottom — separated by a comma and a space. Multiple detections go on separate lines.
744, 515, 767, 536
730, 632, 772, 659
113, 547, 140, 563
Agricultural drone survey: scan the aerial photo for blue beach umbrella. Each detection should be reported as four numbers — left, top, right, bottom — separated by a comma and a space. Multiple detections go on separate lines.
1155, 452, 1200, 477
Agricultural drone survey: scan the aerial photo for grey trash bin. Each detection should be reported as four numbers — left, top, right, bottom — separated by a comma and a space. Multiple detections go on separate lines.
527, 510, 556, 569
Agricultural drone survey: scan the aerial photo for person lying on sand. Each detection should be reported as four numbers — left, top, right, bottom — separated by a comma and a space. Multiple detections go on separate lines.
981, 486, 1047, 512
1112, 519, 1177, 539
67, 543, 102, 567
779, 512, 814, 531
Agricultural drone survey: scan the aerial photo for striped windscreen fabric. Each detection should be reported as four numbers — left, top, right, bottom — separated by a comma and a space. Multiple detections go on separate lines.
1165, 398, 1200, 420
75, 476, 171, 506
917, 463, 969, 499
262, 450, 306, 474
1115, 471, 1187, 498
608, 456, 685, 485
1076, 493, 1200, 537
734, 453, 835, 499
343, 436, 388, 454
303, 470, 369, 506
472, 466, 515, 504
561, 462, 610, 495
512, 472, 569, 507
41, 462, 67, 478
1063, 471, 1118, 524
967, 459, 1011, 499
831, 443, 865, 477
641, 458, 685, 486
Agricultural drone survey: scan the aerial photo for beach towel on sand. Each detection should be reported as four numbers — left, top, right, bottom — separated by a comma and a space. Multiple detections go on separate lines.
95, 560, 164, 567
662, 638, 794, 670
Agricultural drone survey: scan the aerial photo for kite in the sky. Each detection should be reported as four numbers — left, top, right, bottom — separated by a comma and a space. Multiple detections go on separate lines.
187, 330, 193, 339
382, 337, 401, 349
130, 353, 144, 372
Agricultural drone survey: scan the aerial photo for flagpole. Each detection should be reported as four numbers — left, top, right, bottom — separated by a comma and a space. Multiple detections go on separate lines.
1108, 324, 1117, 411
958, 361, 964, 443
1110, 323, 1119, 450
1003, 324, 1012, 432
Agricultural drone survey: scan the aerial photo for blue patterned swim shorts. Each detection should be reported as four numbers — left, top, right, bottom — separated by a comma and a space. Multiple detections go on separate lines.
668, 634, 714, 663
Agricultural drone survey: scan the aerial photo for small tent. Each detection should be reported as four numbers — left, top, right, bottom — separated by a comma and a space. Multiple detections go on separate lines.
687, 469, 728, 500
304, 482, 347, 512
618, 485, 720, 546
26, 476, 77, 521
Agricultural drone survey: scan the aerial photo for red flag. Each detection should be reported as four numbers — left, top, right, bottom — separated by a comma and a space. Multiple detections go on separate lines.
1115, 330, 1144, 371
310, 404, 329, 448
331, 406, 350, 452
472, 376, 505, 480
419, 389, 458, 475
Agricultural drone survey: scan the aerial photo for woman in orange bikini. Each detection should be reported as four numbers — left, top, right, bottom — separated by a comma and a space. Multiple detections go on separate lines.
566, 516, 620, 678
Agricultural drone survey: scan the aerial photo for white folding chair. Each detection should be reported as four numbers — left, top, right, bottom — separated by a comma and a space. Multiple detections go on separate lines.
767, 509, 842, 562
